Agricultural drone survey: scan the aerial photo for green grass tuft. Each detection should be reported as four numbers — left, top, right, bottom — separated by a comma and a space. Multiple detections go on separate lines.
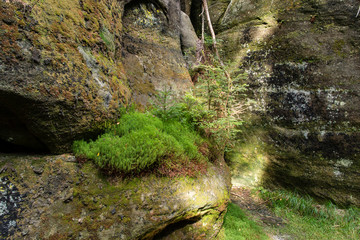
260, 189, 360, 240
223, 203, 269, 240
73, 111, 206, 173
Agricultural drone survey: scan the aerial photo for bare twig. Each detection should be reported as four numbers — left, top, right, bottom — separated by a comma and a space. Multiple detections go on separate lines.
199, 0, 245, 153
196, 6, 205, 64
202, 0, 223, 66
201, 5, 205, 48
202, 0, 232, 110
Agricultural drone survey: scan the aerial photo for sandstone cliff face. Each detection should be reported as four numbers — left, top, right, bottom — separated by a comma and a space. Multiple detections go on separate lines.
0, 154, 230, 239
0, 0, 192, 153
201, 0, 360, 206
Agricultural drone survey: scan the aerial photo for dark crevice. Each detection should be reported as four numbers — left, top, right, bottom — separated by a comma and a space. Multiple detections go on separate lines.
189, 0, 202, 35
0, 91, 50, 154
124, 0, 168, 21
153, 216, 201, 240
123, 0, 170, 37
0, 110, 49, 153
0, 138, 48, 154
180, 0, 187, 13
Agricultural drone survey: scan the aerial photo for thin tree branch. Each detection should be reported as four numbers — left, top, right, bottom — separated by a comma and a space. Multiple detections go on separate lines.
202, 0, 223, 66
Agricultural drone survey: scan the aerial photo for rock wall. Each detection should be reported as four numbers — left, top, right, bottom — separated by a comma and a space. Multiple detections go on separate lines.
0, 1, 231, 239
203, 0, 360, 206
0, 154, 230, 239
0, 0, 192, 153
0, 2, 231, 238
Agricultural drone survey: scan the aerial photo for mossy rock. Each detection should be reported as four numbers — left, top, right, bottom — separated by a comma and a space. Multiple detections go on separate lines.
0, 154, 230, 239
0, 0, 191, 153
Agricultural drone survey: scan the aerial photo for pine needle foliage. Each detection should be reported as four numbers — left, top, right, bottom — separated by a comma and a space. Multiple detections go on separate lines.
193, 62, 247, 153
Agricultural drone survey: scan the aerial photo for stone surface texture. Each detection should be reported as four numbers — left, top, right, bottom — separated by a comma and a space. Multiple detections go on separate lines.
180, 11, 199, 67
0, 0, 192, 153
0, 154, 230, 239
204, 0, 360, 206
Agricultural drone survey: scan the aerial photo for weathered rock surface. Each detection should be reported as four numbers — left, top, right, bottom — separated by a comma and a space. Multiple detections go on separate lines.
122, 0, 192, 107
0, 0, 192, 153
180, 11, 199, 67
0, 154, 230, 239
204, 0, 360, 206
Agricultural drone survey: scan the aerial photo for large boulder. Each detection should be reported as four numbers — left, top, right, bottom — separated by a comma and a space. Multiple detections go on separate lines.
0, 154, 230, 239
0, 0, 192, 153
206, 0, 360, 206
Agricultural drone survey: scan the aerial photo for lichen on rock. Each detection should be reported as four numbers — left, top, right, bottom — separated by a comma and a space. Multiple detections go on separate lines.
0, 176, 23, 238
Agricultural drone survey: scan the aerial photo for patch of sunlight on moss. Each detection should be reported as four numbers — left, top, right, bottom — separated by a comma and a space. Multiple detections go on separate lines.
228, 130, 268, 187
